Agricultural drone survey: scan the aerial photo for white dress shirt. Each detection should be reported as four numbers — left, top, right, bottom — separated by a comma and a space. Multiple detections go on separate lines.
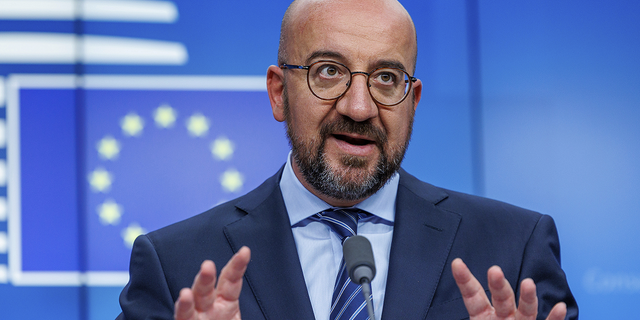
280, 152, 397, 320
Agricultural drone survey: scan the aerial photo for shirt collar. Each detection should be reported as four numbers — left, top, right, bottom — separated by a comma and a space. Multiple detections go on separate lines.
280, 151, 398, 227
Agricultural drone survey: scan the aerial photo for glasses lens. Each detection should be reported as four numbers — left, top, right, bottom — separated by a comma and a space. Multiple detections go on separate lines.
308, 61, 351, 100
369, 68, 411, 106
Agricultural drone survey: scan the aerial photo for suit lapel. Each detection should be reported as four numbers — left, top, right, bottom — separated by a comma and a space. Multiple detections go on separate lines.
223, 172, 316, 320
221, 168, 460, 320
381, 171, 461, 320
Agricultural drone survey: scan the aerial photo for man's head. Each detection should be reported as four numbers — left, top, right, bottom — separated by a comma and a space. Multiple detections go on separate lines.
267, 0, 422, 207
277, 0, 418, 73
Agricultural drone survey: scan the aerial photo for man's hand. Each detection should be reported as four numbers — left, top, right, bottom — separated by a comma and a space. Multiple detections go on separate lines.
174, 247, 251, 320
452, 258, 567, 320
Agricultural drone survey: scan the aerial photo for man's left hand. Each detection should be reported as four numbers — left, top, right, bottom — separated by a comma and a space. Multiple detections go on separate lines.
452, 258, 567, 320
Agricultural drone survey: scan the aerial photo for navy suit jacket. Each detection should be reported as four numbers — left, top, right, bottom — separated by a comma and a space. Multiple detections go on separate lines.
118, 168, 578, 319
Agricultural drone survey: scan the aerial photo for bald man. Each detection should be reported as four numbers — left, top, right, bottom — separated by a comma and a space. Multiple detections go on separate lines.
117, 1, 578, 319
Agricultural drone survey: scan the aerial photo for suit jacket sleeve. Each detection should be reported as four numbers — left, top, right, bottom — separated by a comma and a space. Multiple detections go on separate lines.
520, 214, 578, 319
117, 235, 176, 320
394, 170, 579, 320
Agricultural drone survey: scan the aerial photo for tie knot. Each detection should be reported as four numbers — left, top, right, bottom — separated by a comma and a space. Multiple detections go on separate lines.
316, 208, 367, 242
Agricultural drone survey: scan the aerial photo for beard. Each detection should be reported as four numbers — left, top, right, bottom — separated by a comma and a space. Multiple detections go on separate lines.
283, 90, 414, 202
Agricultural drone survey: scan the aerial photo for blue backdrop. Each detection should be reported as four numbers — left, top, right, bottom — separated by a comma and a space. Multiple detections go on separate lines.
1, 1, 638, 319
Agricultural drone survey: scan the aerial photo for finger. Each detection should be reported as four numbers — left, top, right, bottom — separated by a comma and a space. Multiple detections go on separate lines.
191, 260, 218, 312
174, 288, 197, 320
516, 278, 538, 320
215, 246, 252, 302
451, 258, 492, 317
487, 265, 517, 318
546, 302, 567, 320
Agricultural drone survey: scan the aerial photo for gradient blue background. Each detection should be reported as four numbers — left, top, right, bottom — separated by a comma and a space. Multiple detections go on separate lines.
1, 0, 639, 319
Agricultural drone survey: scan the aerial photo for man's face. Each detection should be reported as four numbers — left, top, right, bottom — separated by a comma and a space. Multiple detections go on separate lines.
273, 0, 422, 206
283, 87, 415, 202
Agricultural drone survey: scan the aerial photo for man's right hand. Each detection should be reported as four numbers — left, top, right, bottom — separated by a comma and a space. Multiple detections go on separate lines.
174, 247, 251, 320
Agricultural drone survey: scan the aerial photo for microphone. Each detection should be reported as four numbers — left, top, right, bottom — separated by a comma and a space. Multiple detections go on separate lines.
343, 235, 376, 319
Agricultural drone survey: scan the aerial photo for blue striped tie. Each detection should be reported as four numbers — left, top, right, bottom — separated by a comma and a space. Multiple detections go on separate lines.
316, 208, 373, 320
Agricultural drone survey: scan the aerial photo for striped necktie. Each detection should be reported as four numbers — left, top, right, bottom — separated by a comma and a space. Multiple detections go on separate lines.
316, 208, 373, 320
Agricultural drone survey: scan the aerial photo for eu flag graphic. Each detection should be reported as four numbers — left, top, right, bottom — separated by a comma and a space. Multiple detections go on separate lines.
9, 75, 290, 286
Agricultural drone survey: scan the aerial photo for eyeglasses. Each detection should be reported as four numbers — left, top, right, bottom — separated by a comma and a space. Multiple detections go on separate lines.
280, 60, 417, 107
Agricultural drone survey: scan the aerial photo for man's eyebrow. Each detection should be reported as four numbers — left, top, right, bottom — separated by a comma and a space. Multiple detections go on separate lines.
304, 52, 409, 72
305, 51, 346, 65
372, 60, 408, 72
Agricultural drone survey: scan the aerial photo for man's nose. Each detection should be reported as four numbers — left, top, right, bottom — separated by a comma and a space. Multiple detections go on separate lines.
335, 73, 379, 122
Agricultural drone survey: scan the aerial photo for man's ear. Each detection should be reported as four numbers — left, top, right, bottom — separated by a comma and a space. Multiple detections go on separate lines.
267, 65, 286, 122
411, 78, 422, 112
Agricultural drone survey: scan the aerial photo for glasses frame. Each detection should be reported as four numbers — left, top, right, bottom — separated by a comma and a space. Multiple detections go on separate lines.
280, 60, 418, 107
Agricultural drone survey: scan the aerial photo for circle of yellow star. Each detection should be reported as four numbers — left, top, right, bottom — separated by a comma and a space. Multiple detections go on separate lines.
98, 199, 122, 225
186, 113, 210, 137
97, 136, 121, 160
121, 112, 144, 137
211, 136, 235, 161
154, 104, 177, 128
121, 223, 147, 249
88, 168, 113, 193
220, 168, 244, 193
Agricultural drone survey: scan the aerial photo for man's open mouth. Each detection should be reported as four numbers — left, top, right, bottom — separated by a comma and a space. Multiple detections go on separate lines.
333, 134, 375, 146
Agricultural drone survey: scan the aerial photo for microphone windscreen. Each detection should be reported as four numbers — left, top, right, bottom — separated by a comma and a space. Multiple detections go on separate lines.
343, 235, 376, 283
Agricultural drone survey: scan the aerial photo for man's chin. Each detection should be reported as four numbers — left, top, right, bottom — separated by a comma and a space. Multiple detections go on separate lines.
339, 154, 371, 169
328, 161, 378, 186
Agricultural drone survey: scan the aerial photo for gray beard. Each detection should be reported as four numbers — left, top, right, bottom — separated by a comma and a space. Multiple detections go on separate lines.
283, 92, 412, 202
292, 138, 399, 201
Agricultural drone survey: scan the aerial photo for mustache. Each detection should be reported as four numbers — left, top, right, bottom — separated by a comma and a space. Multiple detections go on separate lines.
319, 117, 387, 147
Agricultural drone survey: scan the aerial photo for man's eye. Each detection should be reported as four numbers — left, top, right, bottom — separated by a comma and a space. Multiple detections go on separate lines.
376, 72, 396, 84
319, 65, 340, 77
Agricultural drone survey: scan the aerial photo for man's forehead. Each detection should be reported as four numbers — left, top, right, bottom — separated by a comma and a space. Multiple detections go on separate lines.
301, 49, 410, 73
285, 0, 416, 68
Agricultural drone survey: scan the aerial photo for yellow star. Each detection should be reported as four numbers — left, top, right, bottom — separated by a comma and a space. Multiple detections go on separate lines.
121, 112, 144, 137
220, 168, 244, 193
121, 223, 147, 249
154, 104, 177, 128
186, 113, 210, 137
88, 168, 113, 193
97, 136, 121, 160
98, 199, 122, 225
211, 136, 235, 161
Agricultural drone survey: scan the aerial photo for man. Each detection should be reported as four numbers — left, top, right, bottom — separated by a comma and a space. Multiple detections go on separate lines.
118, 0, 578, 319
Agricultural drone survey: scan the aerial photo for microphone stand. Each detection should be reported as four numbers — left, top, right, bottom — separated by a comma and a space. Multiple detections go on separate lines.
360, 278, 375, 319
